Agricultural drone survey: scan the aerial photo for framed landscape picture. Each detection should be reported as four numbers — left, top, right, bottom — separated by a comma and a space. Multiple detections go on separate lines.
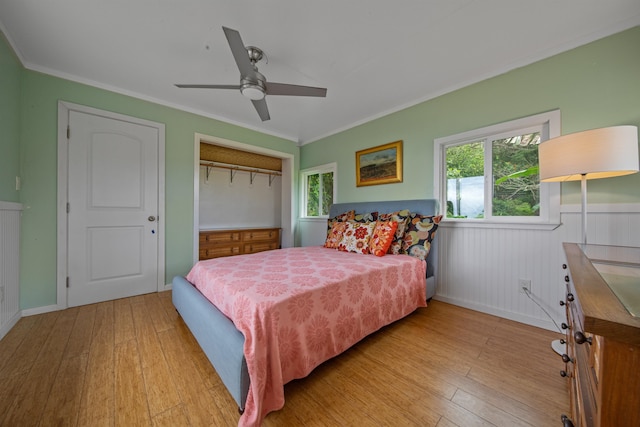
355, 140, 403, 187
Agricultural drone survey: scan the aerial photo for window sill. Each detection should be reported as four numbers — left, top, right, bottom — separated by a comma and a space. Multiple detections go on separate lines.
440, 219, 561, 231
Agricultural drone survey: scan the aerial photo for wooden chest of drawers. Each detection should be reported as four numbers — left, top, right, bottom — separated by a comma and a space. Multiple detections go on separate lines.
561, 243, 640, 427
199, 227, 280, 260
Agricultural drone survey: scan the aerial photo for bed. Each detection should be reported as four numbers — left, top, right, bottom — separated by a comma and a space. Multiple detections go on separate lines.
172, 199, 439, 426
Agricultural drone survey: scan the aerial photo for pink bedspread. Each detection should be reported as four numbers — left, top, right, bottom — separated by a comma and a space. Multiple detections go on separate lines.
186, 246, 427, 426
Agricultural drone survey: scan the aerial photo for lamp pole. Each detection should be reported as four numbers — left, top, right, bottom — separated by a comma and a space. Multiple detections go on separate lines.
581, 174, 587, 245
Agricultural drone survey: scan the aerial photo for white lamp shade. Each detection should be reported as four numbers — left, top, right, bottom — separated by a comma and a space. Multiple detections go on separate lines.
539, 125, 639, 182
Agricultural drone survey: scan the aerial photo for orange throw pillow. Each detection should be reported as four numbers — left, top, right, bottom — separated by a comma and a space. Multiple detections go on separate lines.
369, 220, 399, 257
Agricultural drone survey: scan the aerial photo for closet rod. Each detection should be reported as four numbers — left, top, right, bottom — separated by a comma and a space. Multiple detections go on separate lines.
199, 161, 282, 177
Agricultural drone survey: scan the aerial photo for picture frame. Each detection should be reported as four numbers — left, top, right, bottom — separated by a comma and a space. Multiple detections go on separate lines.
355, 140, 403, 187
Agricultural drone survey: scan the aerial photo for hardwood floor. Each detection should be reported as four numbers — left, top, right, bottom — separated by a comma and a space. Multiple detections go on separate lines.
0, 292, 569, 426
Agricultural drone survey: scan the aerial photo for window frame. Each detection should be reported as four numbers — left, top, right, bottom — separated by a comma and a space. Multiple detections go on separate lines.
299, 162, 337, 219
434, 110, 561, 228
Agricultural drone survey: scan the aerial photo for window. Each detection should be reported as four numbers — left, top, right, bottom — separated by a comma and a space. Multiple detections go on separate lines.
300, 163, 336, 218
434, 111, 560, 225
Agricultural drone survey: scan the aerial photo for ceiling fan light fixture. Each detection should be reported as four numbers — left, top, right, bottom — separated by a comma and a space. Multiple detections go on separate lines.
241, 84, 265, 100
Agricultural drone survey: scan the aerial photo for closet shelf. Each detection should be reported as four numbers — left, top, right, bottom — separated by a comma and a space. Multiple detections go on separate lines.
200, 161, 282, 186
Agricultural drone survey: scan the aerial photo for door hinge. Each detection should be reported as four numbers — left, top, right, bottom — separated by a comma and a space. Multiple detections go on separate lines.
67, 125, 70, 139
67, 202, 70, 213
66, 277, 70, 288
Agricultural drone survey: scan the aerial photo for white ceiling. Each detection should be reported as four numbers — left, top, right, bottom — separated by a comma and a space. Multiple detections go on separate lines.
1, 1, 639, 144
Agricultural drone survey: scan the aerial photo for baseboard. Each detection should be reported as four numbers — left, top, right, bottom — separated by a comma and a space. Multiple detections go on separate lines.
0, 311, 22, 340
21, 304, 62, 317
432, 295, 561, 333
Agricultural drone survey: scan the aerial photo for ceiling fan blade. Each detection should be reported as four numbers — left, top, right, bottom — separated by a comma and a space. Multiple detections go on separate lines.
175, 84, 240, 89
222, 26, 257, 79
265, 82, 327, 97
251, 98, 270, 121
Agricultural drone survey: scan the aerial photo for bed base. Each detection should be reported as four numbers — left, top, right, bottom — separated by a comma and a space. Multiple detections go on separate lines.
173, 199, 439, 412
172, 275, 249, 411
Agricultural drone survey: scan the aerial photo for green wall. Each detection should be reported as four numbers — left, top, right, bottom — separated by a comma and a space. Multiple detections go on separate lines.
3, 26, 640, 311
0, 33, 21, 203
1, 34, 298, 309
301, 26, 640, 206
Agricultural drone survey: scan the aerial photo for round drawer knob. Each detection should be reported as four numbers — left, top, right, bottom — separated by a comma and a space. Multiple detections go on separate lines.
574, 331, 592, 345
567, 293, 574, 302
562, 264, 567, 269
561, 414, 575, 427
560, 370, 568, 377
561, 354, 573, 363
559, 300, 565, 306
564, 275, 570, 283
561, 322, 570, 330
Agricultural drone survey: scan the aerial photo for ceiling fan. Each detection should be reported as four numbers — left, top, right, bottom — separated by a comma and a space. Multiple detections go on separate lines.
175, 26, 327, 122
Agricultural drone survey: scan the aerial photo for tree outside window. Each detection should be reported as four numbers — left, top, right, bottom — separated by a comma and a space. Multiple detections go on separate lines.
436, 110, 560, 225
301, 163, 336, 218
445, 132, 541, 219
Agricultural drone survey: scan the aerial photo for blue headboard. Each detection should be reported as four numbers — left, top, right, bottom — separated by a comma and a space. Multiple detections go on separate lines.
329, 199, 439, 279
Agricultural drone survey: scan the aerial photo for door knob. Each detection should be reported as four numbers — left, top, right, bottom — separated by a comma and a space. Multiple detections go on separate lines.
148, 216, 156, 222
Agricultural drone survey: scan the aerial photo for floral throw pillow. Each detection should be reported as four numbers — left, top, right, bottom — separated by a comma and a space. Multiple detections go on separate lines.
379, 209, 412, 255
369, 220, 399, 257
326, 210, 355, 237
338, 221, 376, 254
353, 211, 378, 223
401, 214, 443, 260
324, 221, 348, 249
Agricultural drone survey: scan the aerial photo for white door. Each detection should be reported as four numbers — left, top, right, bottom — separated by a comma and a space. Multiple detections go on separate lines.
66, 110, 160, 307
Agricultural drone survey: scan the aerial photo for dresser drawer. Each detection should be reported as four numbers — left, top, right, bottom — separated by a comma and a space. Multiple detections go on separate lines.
200, 231, 241, 244
243, 241, 279, 254
242, 229, 279, 242
199, 245, 241, 259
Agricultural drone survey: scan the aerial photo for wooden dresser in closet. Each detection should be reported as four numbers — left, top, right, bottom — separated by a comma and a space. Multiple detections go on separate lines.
199, 227, 280, 260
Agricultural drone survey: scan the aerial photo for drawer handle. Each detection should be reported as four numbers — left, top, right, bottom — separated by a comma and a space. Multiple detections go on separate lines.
566, 293, 574, 302
561, 354, 573, 364
561, 322, 570, 330
562, 264, 567, 270
574, 331, 592, 345
560, 370, 569, 378
559, 300, 565, 306
564, 275, 570, 283
561, 414, 575, 427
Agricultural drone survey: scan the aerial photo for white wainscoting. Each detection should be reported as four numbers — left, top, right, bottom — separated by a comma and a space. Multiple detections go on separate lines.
434, 204, 640, 331
298, 218, 328, 247
0, 201, 22, 340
